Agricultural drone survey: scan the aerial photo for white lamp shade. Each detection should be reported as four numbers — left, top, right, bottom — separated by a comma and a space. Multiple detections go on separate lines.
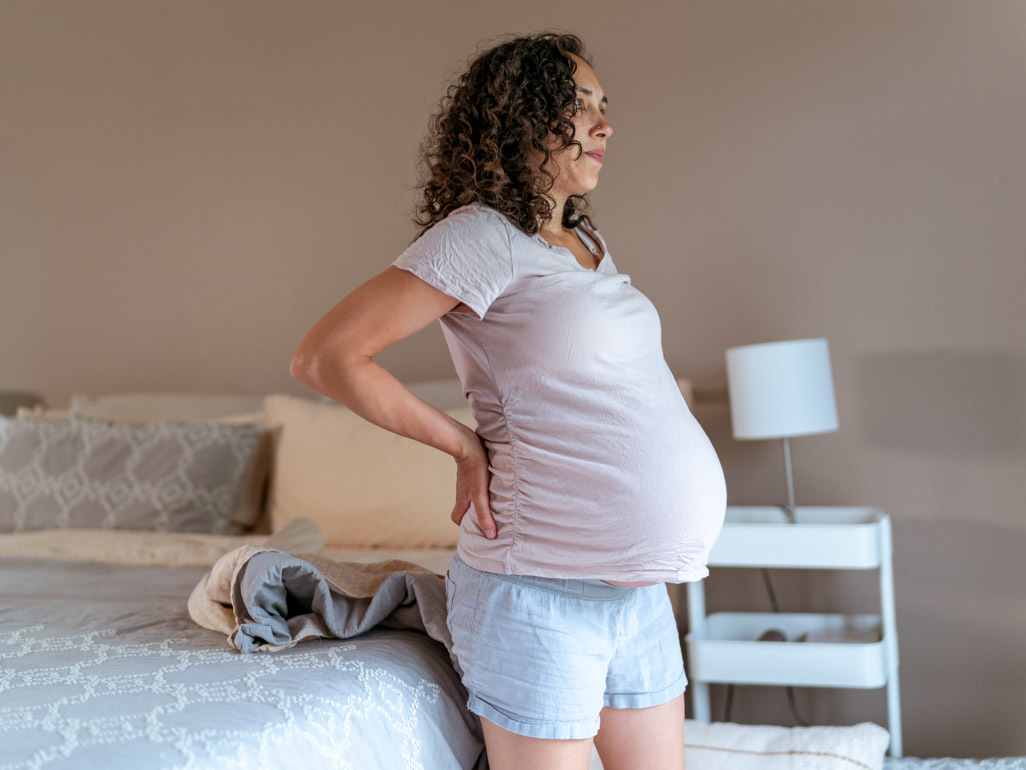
725, 338, 839, 440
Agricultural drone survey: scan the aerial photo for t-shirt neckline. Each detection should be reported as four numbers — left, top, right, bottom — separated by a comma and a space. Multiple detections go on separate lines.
469, 201, 611, 272
531, 223, 609, 273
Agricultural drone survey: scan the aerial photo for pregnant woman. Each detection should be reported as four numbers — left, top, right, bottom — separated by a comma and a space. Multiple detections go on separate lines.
290, 31, 727, 770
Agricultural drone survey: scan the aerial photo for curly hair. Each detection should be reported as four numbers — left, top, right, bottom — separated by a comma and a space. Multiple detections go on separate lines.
410, 31, 598, 241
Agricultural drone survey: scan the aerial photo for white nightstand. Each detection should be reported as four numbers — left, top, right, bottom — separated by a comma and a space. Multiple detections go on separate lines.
683, 506, 902, 757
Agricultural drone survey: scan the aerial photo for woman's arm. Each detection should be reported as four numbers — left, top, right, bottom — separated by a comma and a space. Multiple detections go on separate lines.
289, 265, 497, 538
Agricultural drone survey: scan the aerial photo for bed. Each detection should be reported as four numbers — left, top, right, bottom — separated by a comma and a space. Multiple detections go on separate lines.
1, 379, 1023, 770
0, 381, 487, 769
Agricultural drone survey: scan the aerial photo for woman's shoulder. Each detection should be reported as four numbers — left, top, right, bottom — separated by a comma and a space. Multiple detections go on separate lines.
404, 202, 513, 266
442, 200, 503, 221
419, 201, 509, 239
452, 201, 515, 228
426, 202, 515, 249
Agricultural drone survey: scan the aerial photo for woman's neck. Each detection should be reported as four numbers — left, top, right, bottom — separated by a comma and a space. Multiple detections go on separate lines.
538, 196, 569, 237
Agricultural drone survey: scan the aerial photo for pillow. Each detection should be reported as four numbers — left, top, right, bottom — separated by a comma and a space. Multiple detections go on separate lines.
16, 405, 69, 419
69, 392, 265, 421
0, 415, 263, 534
403, 378, 470, 411
683, 719, 890, 770
264, 393, 477, 548
65, 394, 272, 532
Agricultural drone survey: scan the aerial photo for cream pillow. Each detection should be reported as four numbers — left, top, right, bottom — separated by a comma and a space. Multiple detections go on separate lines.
69, 392, 265, 421
16, 405, 70, 419
264, 393, 476, 548
682, 719, 890, 770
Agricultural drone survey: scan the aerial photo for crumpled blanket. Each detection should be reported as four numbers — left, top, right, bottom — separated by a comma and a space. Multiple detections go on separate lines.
187, 523, 454, 660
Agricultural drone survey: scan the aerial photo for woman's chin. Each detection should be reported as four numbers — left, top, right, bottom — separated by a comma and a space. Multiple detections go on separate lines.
575, 178, 601, 195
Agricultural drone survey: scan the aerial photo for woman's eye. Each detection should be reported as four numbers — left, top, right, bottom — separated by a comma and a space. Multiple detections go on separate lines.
571, 99, 607, 119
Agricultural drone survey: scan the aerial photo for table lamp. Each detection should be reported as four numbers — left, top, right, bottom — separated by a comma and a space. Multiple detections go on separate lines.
725, 338, 839, 524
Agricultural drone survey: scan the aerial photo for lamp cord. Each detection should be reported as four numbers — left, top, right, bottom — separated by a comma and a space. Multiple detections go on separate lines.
721, 567, 810, 726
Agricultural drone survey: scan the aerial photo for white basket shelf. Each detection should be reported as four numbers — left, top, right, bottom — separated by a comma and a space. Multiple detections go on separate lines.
706, 506, 885, 568
686, 611, 886, 687
683, 506, 902, 756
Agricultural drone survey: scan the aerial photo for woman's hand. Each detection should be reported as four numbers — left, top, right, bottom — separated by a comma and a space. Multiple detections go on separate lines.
451, 424, 497, 539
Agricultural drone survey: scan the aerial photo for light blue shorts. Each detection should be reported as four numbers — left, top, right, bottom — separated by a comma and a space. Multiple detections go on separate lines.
444, 551, 688, 740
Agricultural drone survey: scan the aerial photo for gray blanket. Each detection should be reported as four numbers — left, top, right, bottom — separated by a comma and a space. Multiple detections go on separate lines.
228, 550, 456, 661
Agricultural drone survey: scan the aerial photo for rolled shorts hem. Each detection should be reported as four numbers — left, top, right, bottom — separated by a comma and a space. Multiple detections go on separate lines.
602, 666, 689, 710
465, 693, 601, 740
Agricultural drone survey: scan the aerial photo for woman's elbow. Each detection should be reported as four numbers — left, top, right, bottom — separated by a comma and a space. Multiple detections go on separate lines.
290, 344, 364, 387
290, 338, 327, 384
289, 349, 313, 384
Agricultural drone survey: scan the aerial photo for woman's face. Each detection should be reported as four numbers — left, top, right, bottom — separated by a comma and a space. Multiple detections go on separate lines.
537, 54, 613, 201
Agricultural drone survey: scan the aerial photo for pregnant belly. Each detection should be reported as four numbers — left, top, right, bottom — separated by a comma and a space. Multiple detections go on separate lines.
475, 383, 726, 584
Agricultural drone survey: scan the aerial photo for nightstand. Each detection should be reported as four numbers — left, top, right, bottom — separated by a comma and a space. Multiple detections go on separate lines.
683, 506, 902, 757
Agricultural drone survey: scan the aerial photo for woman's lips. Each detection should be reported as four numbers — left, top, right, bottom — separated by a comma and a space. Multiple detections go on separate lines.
585, 151, 604, 165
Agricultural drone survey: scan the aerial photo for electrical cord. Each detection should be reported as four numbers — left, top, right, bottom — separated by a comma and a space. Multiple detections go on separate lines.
721, 567, 810, 726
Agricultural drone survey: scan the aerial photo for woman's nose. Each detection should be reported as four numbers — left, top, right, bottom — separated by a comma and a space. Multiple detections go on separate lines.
594, 117, 612, 138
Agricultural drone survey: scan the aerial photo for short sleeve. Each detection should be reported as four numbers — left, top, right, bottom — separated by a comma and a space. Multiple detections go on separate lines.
391, 203, 514, 320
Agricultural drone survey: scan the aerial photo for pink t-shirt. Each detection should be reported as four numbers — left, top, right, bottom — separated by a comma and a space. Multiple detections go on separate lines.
392, 202, 726, 583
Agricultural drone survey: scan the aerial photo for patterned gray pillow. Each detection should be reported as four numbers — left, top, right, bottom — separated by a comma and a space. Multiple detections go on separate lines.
0, 415, 264, 534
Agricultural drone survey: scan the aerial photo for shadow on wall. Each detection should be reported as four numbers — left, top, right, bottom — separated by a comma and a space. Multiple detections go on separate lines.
891, 516, 1026, 756
852, 349, 1026, 456
894, 515, 1026, 603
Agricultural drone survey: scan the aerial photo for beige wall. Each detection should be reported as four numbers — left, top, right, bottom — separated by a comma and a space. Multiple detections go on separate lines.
2, 0, 1023, 758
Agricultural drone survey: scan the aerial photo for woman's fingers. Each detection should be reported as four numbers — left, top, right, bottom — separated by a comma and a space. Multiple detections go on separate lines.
450, 495, 497, 538
450, 428, 497, 539
450, 483, 497, 538
451, 497, 467, 527
475, 491, 497, 539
